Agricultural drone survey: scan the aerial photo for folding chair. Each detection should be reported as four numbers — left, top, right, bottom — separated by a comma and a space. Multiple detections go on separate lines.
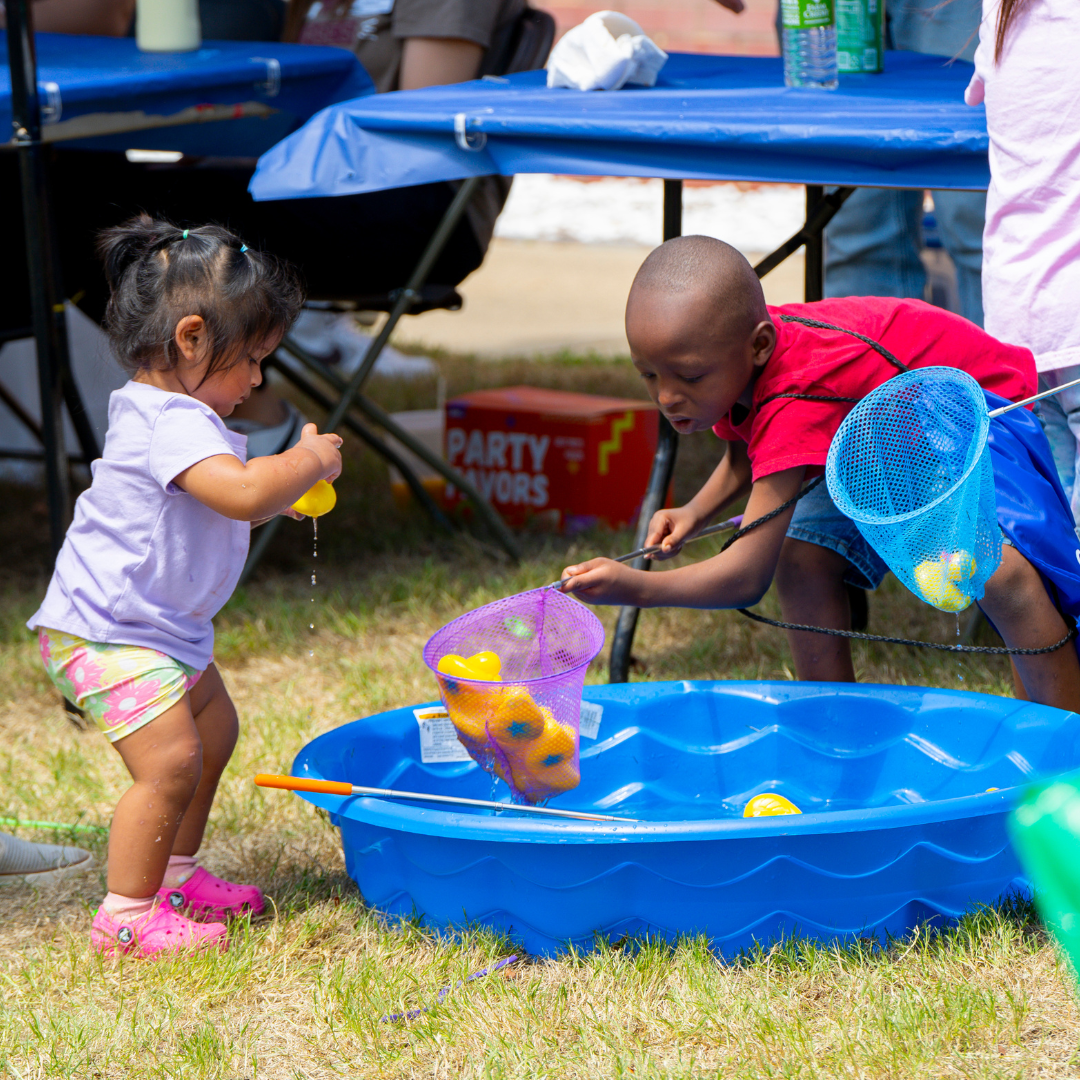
243, 5, 557, 579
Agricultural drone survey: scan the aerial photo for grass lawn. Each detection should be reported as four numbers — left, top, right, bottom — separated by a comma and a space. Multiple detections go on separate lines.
1, 352, 1078, 1078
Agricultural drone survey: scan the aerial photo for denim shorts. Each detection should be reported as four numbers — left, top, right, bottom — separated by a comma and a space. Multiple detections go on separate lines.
786, 481, 1012, 591
786, 480, 890, 591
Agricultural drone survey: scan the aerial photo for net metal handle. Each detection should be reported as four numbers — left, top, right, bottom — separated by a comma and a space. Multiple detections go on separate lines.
548, 515, 744, 590
988, 374, 1080, 418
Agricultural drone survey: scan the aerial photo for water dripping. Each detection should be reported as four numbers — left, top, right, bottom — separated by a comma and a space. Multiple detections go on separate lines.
309, 518, 319, 658
956, 611, 964, 681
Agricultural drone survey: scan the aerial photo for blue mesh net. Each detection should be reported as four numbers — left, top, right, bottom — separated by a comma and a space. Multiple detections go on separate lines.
825, 367, 1001, 612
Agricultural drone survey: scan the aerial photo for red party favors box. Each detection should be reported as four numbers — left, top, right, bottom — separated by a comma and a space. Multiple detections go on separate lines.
444, 386, 660, 530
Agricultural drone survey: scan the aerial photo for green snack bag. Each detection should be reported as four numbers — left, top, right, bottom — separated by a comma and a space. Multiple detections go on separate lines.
836, 0, 883, 73
1010, 771, 1080, 987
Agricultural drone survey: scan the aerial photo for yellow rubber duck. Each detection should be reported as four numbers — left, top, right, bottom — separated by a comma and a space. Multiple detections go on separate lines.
521, 718, 580, 798
291, 479, 337, 518
437, 652, 504, 754
436, 652, 502, 682
490, 701, 580, 801
743, 793, 802, 817
434, 651, 581, 800
912, 550, 976, 612
487, 686, 547, 743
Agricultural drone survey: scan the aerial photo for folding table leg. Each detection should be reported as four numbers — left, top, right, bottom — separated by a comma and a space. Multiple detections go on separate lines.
8, 0, 75, 560
61, 347, 102, 467
752, 186, 856, 281
608, 415, 679, 683
608, 180, 683, 683
804, 185, 825, 301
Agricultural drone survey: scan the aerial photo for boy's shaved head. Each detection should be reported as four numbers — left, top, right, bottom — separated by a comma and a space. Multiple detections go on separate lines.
624, 235, 777, 436
629, 235, 768, 340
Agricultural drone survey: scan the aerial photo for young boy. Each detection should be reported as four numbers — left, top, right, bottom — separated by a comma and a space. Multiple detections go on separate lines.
559, 236, 1080, 712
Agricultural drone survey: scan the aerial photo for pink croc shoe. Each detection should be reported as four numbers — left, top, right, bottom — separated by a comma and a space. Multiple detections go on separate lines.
91, 902, 227, 958
158, 866, 265, 921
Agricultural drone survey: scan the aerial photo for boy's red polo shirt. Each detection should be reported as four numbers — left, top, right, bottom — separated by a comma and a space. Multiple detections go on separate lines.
711, 297, 1037, 481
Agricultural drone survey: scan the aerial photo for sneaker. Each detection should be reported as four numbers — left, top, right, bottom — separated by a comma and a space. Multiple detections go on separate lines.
90, 902, 227, 958
0, 831, 93, 885
157, 866, 265, 921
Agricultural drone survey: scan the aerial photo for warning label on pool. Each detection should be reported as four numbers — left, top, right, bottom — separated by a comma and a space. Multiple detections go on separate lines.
579, 701, 603, 739
414, 706, 472, 763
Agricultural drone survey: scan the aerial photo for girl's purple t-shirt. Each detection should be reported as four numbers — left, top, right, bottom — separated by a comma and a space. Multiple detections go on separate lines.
29, 381, 251, 670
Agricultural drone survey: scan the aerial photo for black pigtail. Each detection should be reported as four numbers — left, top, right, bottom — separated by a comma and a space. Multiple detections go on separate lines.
95, 215, 304, 378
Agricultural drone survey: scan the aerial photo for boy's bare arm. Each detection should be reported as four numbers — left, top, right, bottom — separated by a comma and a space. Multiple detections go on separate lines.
560, 465, 805, 609
173, 424, 342, 522
645, 441, 753, 560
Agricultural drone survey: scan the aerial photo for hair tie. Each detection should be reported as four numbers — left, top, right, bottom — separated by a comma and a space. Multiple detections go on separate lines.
181, 230, 189, 239
240, 244, 248, 253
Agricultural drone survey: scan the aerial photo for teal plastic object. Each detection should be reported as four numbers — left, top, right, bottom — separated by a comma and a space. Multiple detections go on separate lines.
1010, 772, 1080, 982
291, 681, 1080, 957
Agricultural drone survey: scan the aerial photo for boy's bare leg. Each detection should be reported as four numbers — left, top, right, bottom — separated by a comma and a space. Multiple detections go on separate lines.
775, 538, 857, 682
979, 546, 1080, 711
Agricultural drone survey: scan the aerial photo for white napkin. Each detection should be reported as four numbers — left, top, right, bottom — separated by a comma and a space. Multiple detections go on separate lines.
546, 11, 669, 92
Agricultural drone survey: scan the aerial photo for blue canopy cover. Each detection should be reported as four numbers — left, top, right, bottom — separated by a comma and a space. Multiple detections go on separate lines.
0, 32, 373, 158
250, 51, 989, 201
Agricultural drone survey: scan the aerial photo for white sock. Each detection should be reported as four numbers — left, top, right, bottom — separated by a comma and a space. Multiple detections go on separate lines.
162, 854, 198, 888
100, 892, 155, 921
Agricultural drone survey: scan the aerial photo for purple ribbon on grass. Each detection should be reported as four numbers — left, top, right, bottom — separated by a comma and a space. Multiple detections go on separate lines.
381, 955, 520, 1023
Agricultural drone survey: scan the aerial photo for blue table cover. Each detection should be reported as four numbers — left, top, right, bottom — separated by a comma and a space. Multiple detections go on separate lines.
250, 50, 988, 201
0, 32, 373, 158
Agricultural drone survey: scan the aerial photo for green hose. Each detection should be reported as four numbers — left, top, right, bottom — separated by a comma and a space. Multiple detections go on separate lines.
0, 816, 106, 835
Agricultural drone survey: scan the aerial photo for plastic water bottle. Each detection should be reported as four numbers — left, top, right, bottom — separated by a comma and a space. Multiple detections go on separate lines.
780, 0, 838, 89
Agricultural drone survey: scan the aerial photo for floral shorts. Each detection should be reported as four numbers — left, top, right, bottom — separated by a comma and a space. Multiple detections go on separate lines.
38, 628, 203, 743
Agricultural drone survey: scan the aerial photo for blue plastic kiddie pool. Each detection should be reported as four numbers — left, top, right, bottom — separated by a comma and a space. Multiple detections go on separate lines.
291, 681, 1080, 956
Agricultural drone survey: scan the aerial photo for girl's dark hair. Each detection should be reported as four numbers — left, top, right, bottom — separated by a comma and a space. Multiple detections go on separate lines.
97, 214, 304, 379
995, 0, 1030, 60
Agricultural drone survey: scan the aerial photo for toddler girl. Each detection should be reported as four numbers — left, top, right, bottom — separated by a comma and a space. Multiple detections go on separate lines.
28, 215, 343, 958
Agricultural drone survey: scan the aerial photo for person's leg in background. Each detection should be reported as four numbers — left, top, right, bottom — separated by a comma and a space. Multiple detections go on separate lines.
823, 187, 925, 301
822, 0, 985, 315
1036, 366, 1080, 525
928, 188, 987, 326
890, 0, 986, 321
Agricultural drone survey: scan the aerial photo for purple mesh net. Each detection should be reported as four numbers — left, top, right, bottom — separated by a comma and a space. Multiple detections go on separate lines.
423, 588, 606, 804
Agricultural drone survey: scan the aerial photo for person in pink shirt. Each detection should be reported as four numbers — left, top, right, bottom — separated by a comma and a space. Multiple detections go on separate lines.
966, 0, 1080, 520
28, 216, 343, 958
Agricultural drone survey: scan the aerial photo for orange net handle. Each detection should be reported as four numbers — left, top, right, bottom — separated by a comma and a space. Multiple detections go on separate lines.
254, 773, 353, 796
